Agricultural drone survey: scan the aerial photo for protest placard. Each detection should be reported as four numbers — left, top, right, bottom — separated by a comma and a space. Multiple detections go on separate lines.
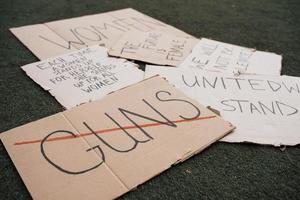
109, 30, 198, 66
0, 76, 233, 199
145, 65, 300, 146
10, 8, 192, 60
22, 46, 143, 109
179, 38, 282, 75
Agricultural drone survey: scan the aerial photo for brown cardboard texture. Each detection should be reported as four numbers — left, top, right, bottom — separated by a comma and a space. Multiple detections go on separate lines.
10, 8, 192, 60
109, 31, 198, 66
1, 76, 234, 200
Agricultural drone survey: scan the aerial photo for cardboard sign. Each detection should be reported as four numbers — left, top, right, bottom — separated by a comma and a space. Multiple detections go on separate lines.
145, 65, 300, 146
179, 38, 282, 75
109, 31, 198, 66
0, 76, 234, 200
10, 8, 192, 60
22, 46, 144, 109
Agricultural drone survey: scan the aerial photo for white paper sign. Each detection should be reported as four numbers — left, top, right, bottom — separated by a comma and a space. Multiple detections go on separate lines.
145, 65, 300, 146
22, 46, 144, 109
179, 38, 282, 75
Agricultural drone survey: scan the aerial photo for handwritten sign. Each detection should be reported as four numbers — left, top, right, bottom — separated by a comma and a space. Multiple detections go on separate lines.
145, 65, 300, 146
0, 76, 233, 200
10, 8, 192, 60
22, 46, 144, 109
109, 31, 198, 66
179, 38, 282, 75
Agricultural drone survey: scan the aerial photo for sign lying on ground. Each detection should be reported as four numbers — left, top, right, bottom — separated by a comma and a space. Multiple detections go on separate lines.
0, 76, 234, 200
145, 65, 300, 146
22, 46, 144, 109
109, 30, 198, 66
179, 38, 282, 75
10, 8, 191, 60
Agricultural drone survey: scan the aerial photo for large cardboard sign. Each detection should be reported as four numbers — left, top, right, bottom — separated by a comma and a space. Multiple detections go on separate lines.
1, 76, 233, 199
10, 8, 191, 60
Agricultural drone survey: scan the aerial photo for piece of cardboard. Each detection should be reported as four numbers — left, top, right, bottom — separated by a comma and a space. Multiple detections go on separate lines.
10, 8, 192, 60
1, 76, 234, 200
145, 65, 300, 146
21, 46, 144, 109
179, 38, 282, 75
109, 30, 198, 66
10, 24, 77, 60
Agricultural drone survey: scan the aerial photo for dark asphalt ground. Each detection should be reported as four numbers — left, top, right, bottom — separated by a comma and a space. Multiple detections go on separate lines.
0, 0, 299, 199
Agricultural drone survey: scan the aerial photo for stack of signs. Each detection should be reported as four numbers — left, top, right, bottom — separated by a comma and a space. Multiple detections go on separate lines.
1, 76, 234, 199
0, 6, 296, 200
